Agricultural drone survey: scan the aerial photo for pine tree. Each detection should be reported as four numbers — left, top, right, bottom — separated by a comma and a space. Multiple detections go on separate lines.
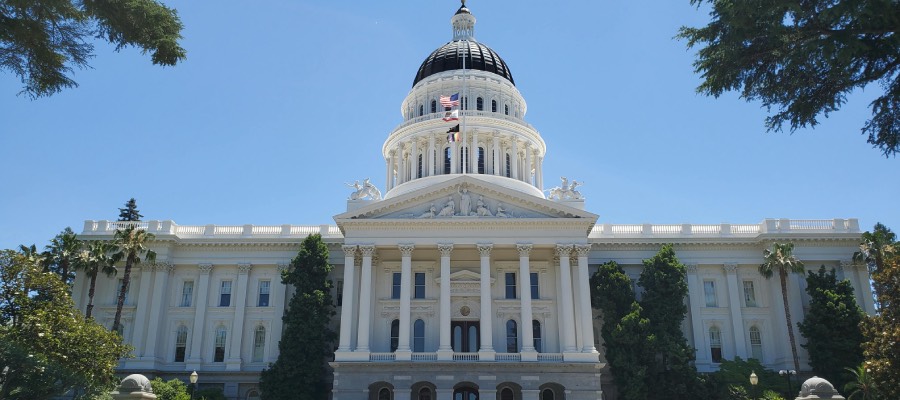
260, 234, 336, 400
118, 198, 143, 221
638, 244, 701, 400
798, 266, 865, 390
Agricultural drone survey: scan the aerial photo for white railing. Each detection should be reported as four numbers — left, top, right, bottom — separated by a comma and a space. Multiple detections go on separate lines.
452, 353, 479, 361
495, 353, 521, 362
214, 226, 243, 235
252, 225, 281, 235
81, 220, 345, 240
411, 352, 437, 361
590, 219, 857, 239
392, 110, 537, 135
369, 353, 396, 361
537, 353, 563, 362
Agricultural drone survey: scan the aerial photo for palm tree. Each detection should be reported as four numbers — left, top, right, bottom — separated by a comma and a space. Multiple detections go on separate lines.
844, 364, 879, 400
759, 242, 805, 371
75, 241, 121, 319
45, 227, 82, 287
854, 223, 896, 272
111, 226, 156, 334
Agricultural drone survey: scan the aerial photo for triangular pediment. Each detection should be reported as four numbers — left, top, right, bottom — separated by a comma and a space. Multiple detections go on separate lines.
334, 175, 597, 222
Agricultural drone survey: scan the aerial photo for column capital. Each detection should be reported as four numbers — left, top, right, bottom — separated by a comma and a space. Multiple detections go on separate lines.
359, 245, 376, 257
151, 262, 174, 273
574, 244, 592, 257
555, 244, 573, 257
198, 263, 213, 274
839, 260, 854, 269
723, 263, 738, 274
438, 243, 454, 257
238, 263, 252, 275
686, 264, 698, 273
516, 243, 533, 256
341, 244, 358, 254
477, 243, 493, 257
398, 244, 415, 257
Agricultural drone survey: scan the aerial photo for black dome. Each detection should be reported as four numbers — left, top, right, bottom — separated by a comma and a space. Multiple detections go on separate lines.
413, 40, 515, 87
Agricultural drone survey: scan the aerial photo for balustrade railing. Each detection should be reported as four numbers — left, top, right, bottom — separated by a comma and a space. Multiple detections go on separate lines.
452, 353, 479, 361
590, 218, 857, 238
81, 220, 345, 239
411, 352, 437, 361
536, 353, 563, 362
369, 353, 396, 361
495, 353, 521, 362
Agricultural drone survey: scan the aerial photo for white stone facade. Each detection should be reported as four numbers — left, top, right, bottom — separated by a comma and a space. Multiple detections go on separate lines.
70, 4, 872, 400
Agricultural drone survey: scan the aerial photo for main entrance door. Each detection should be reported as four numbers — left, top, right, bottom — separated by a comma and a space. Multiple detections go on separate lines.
451, 321, 479, 352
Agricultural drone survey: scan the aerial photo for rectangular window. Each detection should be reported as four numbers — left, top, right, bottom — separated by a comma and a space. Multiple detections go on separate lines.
704, 280, 717, 307
257, 280, 270, 307
180, 281, 193, 307
530, 272, 539, 299
391, 272, 401, 299
414, 272, 425, 299
219, 280, 232, 307
750, 327, 763, 361
174, 327, 188, 362
214, 328, 227, 362
252, 327, 266, 362
710, 327, 723, 363
505, 272, 517, 299
336, 280, 344, 307
743, 280, 757, 307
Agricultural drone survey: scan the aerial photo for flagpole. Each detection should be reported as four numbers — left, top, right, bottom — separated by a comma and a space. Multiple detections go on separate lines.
461, 39, 468, 174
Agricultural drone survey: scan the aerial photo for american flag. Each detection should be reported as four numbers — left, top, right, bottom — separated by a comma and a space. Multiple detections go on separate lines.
440, 93, 460, 108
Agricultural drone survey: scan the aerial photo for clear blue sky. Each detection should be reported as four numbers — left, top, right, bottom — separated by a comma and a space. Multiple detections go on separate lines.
1, 1, 897, 250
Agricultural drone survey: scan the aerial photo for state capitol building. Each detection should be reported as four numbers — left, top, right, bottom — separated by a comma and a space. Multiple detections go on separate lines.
72, 3, 872, 400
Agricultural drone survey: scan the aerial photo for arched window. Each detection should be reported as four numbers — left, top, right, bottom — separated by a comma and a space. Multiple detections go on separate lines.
252, 325, 266, 362
463, 96, 468, 110
504, 104, 509, 115
476, 97, 483, 111
418, 387, 432, 400
431, 100, 437, 113
541, 389, 555, 400
379, 388, 392, 400
444, 147, 452, 174
419, 105, 424, 116
709, 326, 723, 363
417, 154, 423, 179
749, 326, 763, 361
477, 147, 485, 174
505, 154, 511, 178
414, 319, 425, 352
247, 390, 260, 400
533, 320, 542, 353
500, 388, 514, 400
506, 320, 518, 353
492, 99, 497, 113
390, 319, 400, 352
214, 326, 227, 362
174, 325, 188, 362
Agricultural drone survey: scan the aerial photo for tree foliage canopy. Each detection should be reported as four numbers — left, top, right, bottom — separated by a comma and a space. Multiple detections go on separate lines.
797, 266, 865, 390
259, 234, 336, 400
0, 0, 186, 98
679, 0, 900, 157
0, 249, 131, 399
861, 249, 900, 399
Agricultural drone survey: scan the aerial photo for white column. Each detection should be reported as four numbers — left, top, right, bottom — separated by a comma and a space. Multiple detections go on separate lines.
385, 157, 392, 191
524, 143, 533, 185
536, 156, 543, 190
437, 244, 454, 360
410, 140, 418, 180
396, 244, 415, 360
226, 263, 251, 370
854, 263, 876, 314
130, 265, 154, 357
471, 129, 478, 173
355, 245, 376, 355
724, 264, 748, 359
451, 139, 458, 174
270, 263, 288, 361
337, 246, 357, 355
143, 262, 173, 360
686, 265, 707, 364
398, 144, 407, 184
477, 244, 495, 360
517, 244, 537, 360
492, 133, 501, 176
511, 139, 519, 180
557, 245, 577, 354
575, 245, 598, 353
427, 135, 436, 177
186, 263, 213, 369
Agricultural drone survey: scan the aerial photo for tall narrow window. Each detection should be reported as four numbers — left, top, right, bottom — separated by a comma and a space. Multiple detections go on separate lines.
542, 389, 555, 400
505, 272, 517, 299
491, 99, 497, 112
505, 154, 511, 177
504, 104, 509, 115
533, 320, 542, 353
749, 326, 763, 361
258, 280, 270, 307
506, 320, 518, 353
709, 326, 723, 363
530, 272, 539, 299
704, 280, 717, 307
414, 272, 425, 299
219, 280, 232, 307
390, 319, 400, 352
336, 279, 344, 307
444, 147, 451, 174
501, 388, 514, 400
413, 319, 425, 352
391, 272, 401, 299
463, 96, 468, 110
418, 387, 432, 400
743, 280, 757, 307
252, 325, 266, 362
431, 100, 437, 113
417, 154, 423, 178
419, 105, 424, 116
174, 326, 187, 362
459, 146, 469, 172
214, 326, 227, 362
180, 281, 193, 307
476, 97, 483, 111
379, 388, 391, 400
477, 147, 485, 174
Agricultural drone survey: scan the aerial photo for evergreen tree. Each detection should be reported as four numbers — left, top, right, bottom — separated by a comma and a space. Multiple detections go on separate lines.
44, 227, 82, 287
861, 252, 900, 399
798, 266, 865, 389
260, 234, 336, 400
118, 198, 143, 221
638, 244, 700, 400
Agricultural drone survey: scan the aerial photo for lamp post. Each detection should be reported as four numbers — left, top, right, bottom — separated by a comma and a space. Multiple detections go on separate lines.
750, 371, 759, 400
779, 369, 796, 399
189, 370, 198, 400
